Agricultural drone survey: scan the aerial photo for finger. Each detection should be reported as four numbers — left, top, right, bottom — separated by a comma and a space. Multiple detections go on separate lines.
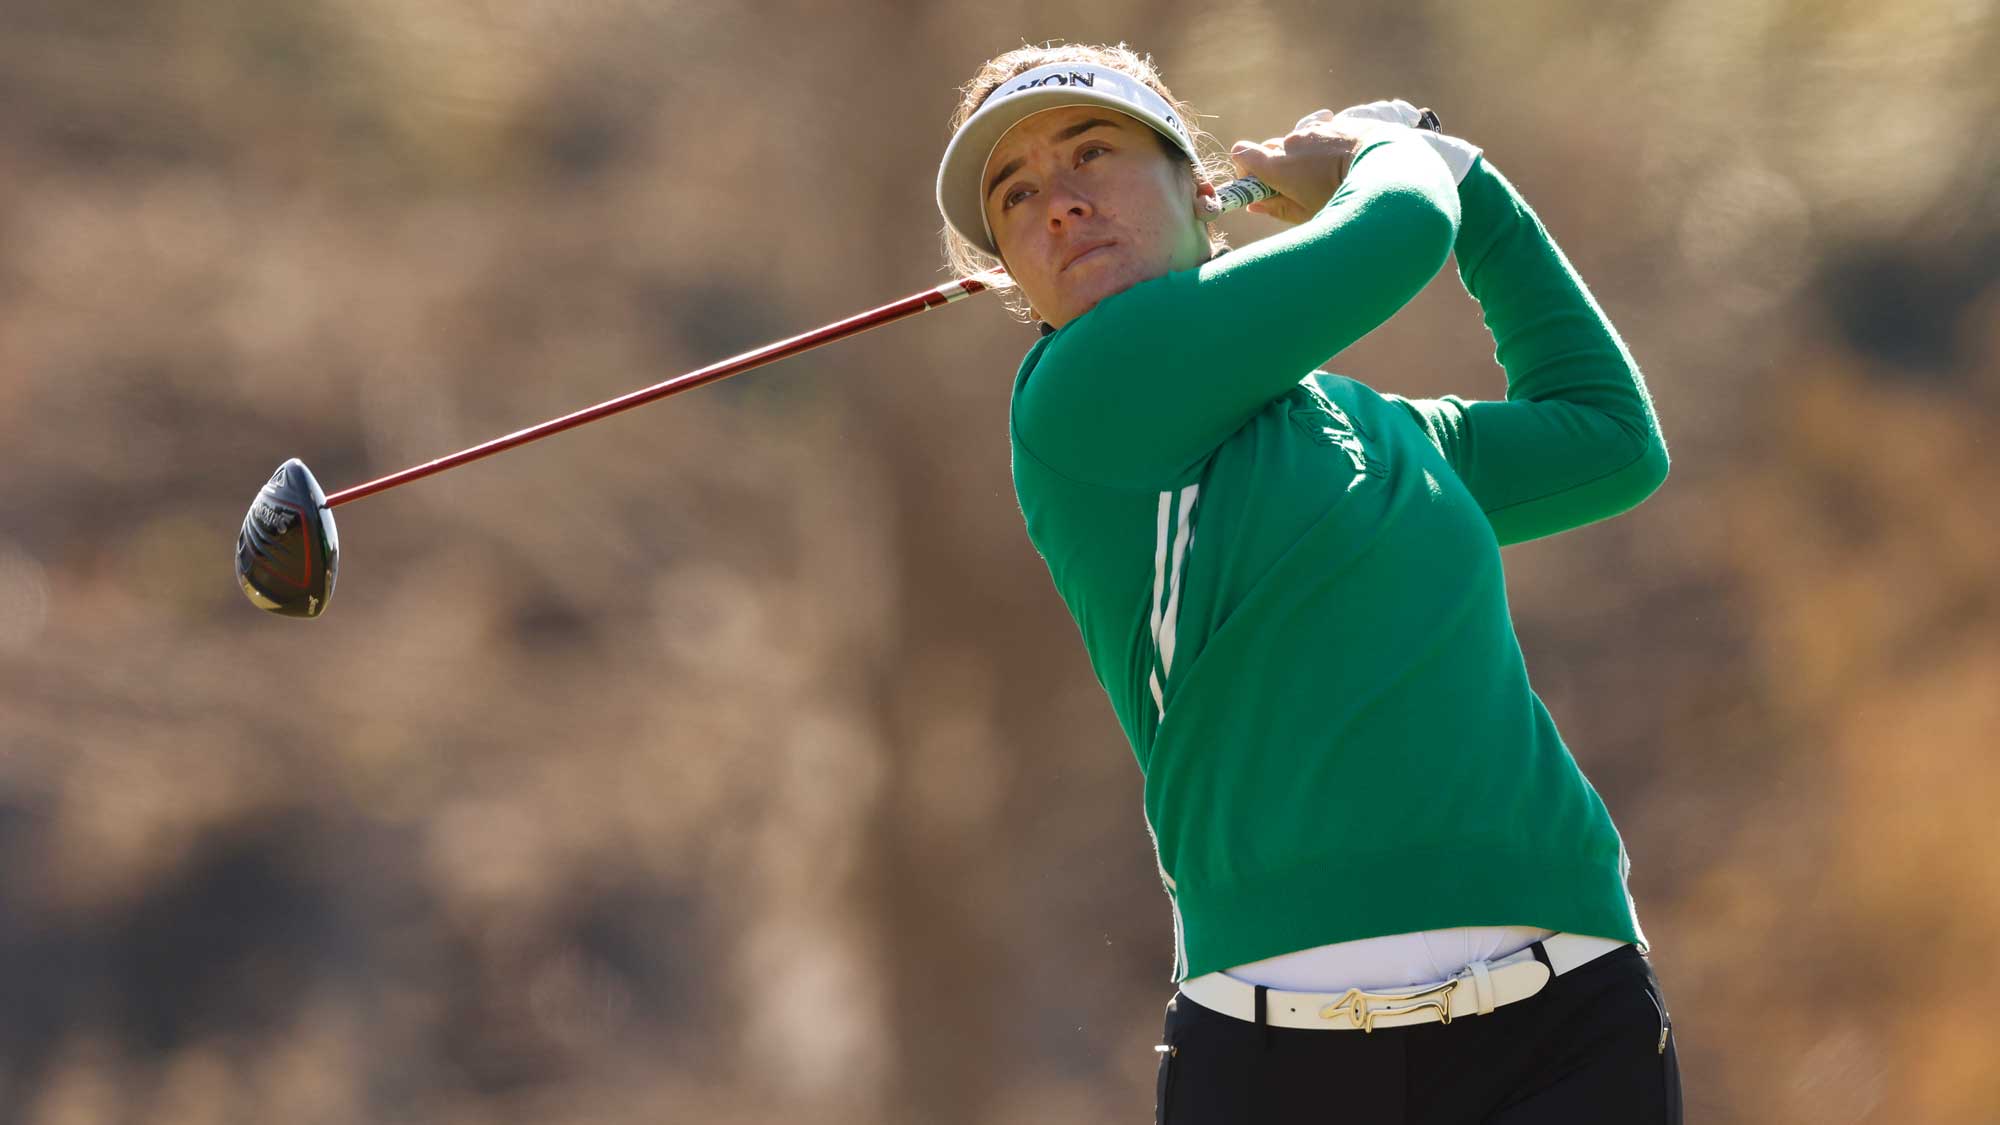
1228, 139, 1275, 177
1248, 194, 1306, 225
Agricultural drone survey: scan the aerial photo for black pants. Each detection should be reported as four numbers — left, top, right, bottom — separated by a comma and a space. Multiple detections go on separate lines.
1154, 945, 1681, 1123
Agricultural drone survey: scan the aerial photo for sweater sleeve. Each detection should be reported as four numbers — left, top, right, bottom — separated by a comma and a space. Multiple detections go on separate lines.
1014, 131, 1460, 490
1386, 158, 1669, 546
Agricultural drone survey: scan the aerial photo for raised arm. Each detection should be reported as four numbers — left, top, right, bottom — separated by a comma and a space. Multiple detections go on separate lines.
1389, 157, 1670, 545
1014, 130, 1460, 490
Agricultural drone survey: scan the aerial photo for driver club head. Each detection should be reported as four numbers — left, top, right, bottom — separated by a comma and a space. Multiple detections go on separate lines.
236, 458, 339, 618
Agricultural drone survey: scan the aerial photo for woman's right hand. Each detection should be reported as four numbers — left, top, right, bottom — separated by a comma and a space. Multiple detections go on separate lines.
1228, 113, 1403, 226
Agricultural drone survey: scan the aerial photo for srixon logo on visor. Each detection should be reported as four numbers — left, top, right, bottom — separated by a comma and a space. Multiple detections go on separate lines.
1007, 70, 1099, 95
1001, 69, 1186, 141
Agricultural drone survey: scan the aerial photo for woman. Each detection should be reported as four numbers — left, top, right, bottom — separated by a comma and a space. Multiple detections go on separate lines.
936, 43, 1680, 1123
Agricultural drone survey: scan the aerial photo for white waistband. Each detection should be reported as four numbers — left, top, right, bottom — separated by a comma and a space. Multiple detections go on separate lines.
1177, 933, 1630, 1033
1222, 925, 1556, 993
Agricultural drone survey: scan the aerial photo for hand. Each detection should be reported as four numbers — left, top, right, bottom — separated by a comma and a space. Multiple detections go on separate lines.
1329, 100, 1481, 184
1227, 117, 1389, 226
1322, 99, 1428, 130
1231, 102, 1481, 224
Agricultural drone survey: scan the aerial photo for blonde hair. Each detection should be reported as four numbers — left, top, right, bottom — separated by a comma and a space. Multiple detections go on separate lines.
942, 42, 1233, 321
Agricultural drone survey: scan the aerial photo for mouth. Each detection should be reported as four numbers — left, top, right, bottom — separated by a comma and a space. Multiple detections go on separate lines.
1061, 240, 1117, 272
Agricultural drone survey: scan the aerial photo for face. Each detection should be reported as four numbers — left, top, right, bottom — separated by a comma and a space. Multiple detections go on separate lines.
981, 105, 1213, 329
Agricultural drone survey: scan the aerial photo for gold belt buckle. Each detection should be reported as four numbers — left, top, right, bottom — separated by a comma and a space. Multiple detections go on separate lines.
1317, 978, 1459, 1033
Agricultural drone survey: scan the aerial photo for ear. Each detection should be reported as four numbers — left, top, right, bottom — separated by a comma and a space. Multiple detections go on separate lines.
1192, 176, 1221, 219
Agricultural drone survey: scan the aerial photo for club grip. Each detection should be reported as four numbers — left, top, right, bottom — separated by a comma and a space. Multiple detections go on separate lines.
1212, 107, 1443, 215
1212, 176, 1279, 212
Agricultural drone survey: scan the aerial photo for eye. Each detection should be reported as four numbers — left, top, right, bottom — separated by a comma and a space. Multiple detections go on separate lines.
1001, 185, 1032, 211
1077, 142, 1110, 164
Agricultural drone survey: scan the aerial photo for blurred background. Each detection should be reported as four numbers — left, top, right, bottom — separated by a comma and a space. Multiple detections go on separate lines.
2, 0, 1996, 1121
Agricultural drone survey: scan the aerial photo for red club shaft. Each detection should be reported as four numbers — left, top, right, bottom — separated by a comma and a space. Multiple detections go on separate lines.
325, 272, 1001, 508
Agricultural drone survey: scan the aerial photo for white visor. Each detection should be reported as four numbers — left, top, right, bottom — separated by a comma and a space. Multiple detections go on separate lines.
937, 62, 1200, 258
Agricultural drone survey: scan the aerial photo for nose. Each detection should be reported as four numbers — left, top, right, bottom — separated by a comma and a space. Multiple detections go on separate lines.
1042, 173, 1093, 232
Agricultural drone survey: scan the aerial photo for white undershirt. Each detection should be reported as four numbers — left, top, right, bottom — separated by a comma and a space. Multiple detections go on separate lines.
1221, 926, 1556, 993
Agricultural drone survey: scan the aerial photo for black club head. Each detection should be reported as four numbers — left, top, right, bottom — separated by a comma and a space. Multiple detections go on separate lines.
236, 459, 339, 618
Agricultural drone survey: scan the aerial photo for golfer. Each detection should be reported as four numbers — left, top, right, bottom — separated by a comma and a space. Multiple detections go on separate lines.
936, 43, 1681, 1122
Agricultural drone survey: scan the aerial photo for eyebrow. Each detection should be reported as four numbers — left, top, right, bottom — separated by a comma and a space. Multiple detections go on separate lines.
985, 118, 1124, 202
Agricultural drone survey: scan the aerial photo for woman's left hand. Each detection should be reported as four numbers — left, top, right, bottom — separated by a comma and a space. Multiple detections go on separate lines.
1325, 100, 1483, 184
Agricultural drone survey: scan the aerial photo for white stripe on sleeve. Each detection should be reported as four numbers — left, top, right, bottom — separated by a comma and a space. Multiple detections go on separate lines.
1159, 484, 1198, 678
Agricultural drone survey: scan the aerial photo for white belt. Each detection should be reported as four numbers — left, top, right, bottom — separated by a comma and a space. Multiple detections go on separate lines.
1176, 933, 1628, 1033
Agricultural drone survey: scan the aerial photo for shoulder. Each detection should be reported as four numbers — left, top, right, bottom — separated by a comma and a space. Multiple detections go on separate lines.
1306, 372, 1458, 449
1304, 371, 1398, 415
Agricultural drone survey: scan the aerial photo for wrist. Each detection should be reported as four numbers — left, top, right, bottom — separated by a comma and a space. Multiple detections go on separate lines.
1435, 135, 1483, 185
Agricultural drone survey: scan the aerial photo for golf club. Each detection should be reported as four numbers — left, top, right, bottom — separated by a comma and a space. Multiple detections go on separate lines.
235, 110, 1442, 618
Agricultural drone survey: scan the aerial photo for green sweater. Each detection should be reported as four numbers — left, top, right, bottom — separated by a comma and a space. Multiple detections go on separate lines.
1007, 132, 1669, 982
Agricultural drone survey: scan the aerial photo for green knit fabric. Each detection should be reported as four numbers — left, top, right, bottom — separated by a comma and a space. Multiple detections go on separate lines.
1007, 132, 1668, 981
